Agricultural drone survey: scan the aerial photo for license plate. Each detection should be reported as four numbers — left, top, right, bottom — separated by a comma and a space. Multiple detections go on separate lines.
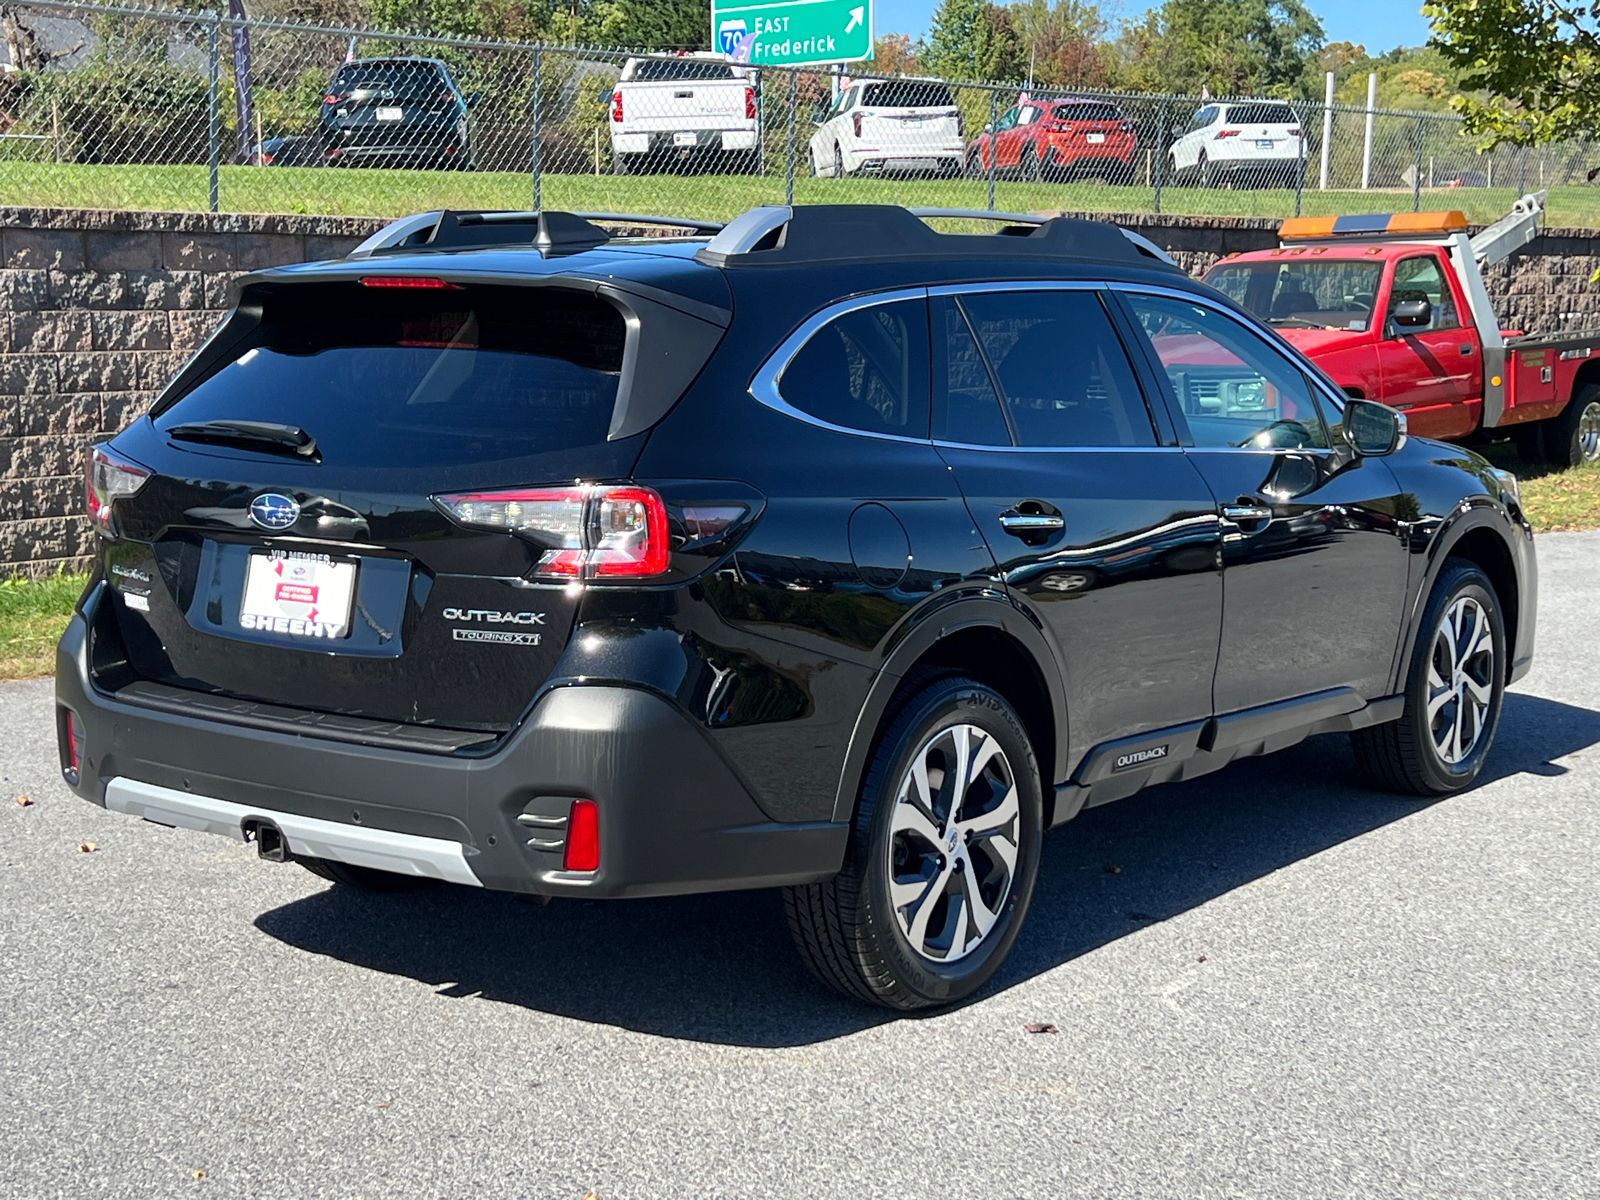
376, 106, 403, 121
240, 549, 356, 641
1256, 139, 1275, 149
674, 131, 697, 147
1086, 132, 1106, 144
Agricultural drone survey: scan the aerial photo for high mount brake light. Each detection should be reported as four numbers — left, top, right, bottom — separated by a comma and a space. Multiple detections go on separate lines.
359, 276, 462, 289
433, 485, 670, 580
85, 444, 151, 538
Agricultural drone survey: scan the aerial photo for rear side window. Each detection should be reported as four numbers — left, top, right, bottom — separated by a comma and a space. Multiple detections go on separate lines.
157, 283, 625, 468
778, 300, 930, 437
861, 81, 954, 108
632, 59, 735, 82
1226, 104, 1296, 126
951, 291, 1156, 448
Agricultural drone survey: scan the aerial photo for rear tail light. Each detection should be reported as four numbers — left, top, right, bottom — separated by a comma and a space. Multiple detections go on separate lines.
1215, 129, 1239, 139
434, 89, 454, 104
956, 111, 964, 137
564, 799, 599, 872
433, 484, 670, 580
745, 87, 757, 120
611, 89, 623, 122
85, 444, 150, 537
853, 112, 863, 137
1048, 121, 1073, 133
323, 91, 347, 105
1288, 127, 1301, 137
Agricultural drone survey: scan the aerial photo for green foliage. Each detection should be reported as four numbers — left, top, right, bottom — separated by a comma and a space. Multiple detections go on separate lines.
1116, 0, 1326, 99
1328, 45, 1466, 114
601, 0, 709, 50
1424, 0, 1600, 147
925, 0, 988, 80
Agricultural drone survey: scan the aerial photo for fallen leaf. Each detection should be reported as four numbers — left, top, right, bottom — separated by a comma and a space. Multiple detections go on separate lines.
1197, 954, 1207, 963
14, 795, 32, 807
78, 842, 97, 854
191, 1169, 207, 1179
1023, 1022, 1057, 1034
1103, 864, 1121, 874
377, 1103, 389, 1110
582, 1193, 601, 1200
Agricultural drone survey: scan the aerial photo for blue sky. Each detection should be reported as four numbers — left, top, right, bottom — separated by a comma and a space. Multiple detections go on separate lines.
872, 0, 1435, 56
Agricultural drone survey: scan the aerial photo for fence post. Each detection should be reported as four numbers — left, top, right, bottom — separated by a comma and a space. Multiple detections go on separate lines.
1152, 97, 1167, 214
1413, 116, 1424, 211
784, 68, 797, 206
1293, 103, 1305, 217
1519, 144, 1528, 195
986, 90, 997, 212
756, 71, 765, 177
1319, 70, 1333, 190
1360, 71, 1375, 190
206, 15, 220, 213
531, 47, 542, 211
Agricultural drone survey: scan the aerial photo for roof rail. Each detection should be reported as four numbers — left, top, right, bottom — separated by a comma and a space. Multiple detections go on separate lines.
695, 205, 1174, 270
347, 210, 724, 259
910, 208, 1178, 266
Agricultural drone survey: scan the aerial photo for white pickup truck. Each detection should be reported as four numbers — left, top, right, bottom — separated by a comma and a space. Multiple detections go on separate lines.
609, 55, 760, 175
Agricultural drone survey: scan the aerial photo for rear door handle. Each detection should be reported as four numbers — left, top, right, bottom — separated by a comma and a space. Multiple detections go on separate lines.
1459, 344, 1474, 356
998, 513, 1065, 536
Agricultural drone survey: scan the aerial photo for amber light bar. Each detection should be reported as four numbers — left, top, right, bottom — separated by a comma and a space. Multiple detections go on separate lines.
1280, 211, 1469, 241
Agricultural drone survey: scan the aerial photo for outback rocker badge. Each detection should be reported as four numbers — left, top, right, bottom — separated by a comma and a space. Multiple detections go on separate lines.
1114, 745, 1169, 772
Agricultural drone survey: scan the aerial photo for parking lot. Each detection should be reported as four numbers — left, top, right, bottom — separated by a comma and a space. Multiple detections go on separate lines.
2, 531, 1597, 1199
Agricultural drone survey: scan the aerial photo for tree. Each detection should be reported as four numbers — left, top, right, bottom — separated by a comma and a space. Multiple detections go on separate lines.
1424, 0, 1600, 146
602, 0, 708, 49
871, 32, 920, 76
924, 0, 986, 79
1109, 0, 1324, 98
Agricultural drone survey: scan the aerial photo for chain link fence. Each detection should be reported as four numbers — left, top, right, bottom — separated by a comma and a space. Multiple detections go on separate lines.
2, 0, 1597, 228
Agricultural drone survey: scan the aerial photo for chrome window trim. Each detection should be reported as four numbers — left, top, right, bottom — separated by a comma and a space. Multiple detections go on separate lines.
748, 286, 933, 446
932, 441, 1186, 453
1110, 281, 1353, 443
927, 279, 1104, 298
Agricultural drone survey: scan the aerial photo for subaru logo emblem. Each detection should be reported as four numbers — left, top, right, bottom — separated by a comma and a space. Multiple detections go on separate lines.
249, 493, 300, 531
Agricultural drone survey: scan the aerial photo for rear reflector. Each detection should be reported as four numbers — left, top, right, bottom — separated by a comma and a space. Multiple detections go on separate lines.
61, 709, 83, 782
564, 800, 599, 872
359, 276, 462, 289
432, 484, 670, 580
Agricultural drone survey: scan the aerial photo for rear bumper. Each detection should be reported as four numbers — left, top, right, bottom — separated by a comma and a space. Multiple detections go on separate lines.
55, 606, 847, 899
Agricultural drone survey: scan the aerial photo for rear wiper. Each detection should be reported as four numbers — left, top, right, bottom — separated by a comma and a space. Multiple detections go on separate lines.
166, 420, 319, 461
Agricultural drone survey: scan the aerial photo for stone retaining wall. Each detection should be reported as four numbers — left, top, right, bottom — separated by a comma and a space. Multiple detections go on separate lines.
2, 205, 1597, 579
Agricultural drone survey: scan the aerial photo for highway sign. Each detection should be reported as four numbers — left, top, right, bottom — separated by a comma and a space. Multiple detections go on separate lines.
713, 0, 874, 67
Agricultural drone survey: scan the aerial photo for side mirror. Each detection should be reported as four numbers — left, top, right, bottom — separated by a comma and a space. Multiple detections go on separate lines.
1345, 399, 1406, 456
1391, 296, 1431, 328
463, 91, 482, 109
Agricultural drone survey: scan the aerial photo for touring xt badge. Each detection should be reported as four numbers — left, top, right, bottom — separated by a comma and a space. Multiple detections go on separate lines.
443, 607, 545, 646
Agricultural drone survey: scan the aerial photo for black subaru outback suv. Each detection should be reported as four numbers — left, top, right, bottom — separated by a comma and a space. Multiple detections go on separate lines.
57, 205, 1535, 1010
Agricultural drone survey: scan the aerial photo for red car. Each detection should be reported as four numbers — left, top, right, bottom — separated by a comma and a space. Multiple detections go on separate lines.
966, 98, 1137, 184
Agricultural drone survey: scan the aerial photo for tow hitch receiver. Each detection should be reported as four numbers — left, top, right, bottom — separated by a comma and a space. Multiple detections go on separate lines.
245, 819, 291, 863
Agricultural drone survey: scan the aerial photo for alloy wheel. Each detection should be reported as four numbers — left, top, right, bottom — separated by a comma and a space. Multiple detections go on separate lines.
1427, 595, 1496, 765
887, 722, 1020, 962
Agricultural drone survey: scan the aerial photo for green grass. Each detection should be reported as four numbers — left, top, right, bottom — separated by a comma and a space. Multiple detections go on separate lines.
0, 573, 87, 682
4, 161, 1598, 227
1480, 442, 1600, 533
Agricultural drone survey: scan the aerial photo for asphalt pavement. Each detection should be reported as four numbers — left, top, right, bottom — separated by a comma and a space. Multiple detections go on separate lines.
2, 533, 1597, 1199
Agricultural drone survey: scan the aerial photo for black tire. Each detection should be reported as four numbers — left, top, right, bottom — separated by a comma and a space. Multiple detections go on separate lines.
1351, 560, 1506, 796
1198, 152, 1214, 188
1020, 144, 1040, 183
1166, 154, 1179, 187
611, 153, 630, 176
833, 143, 844, 179
808, 148, 819, 177
1547, 383, 1600, 467
297, 856, 426, 891
965, 149, 984, 180
784, 675, 1044, 1010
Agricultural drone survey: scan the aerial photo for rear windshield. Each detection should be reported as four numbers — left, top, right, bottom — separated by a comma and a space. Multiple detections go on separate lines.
331, 61, 448, 92
157, 283, 625, 469
1225, 104, 1296, 126
632, 59, 736, 82
1052, 102, 1123, 121
861, 81, 955, 108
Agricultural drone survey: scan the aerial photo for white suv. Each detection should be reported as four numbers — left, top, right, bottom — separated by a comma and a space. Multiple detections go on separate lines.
809, 78, 963, 179
1168, 101, 1305, 189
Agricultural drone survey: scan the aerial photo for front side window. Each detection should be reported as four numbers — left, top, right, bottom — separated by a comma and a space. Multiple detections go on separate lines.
777, 299, 930, 437
1123, 293, 1330, 451
940, 290, 1156, 448
1388, 255, 1461, 331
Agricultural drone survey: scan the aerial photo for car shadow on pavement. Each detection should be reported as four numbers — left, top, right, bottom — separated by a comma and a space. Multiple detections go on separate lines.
254, 692, 1600, 1047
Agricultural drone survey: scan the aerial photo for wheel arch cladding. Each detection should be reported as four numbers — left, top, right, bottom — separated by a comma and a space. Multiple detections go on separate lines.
1443, 526, 1520, 654
871, 627, 1058, 825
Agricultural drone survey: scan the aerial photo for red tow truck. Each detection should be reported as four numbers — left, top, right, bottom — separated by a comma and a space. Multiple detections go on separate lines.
1202, 193, 1600, 466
